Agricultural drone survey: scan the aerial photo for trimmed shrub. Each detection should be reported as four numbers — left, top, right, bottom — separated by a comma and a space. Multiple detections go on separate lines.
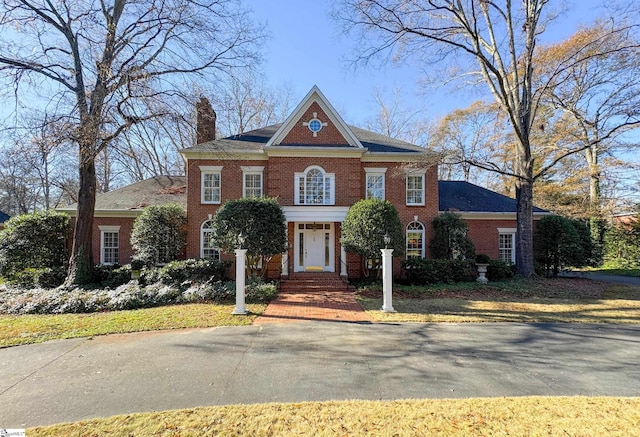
603, 217, 640, 269
0, 210, 70, 278
7, 267, 67, 289
213, 197, 287, 278
402, 258, 476, 285
341, 199, 404, 277
429, 212, 475, 260
486, 260, 515, 281
131, 203, 187, 265
140, 258, 230, 287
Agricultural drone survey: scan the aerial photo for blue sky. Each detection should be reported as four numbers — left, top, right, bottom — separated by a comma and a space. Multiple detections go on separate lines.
250, 0, 607, 126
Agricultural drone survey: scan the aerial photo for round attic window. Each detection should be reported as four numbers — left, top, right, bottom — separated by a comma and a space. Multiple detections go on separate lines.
308, 118, 323, 133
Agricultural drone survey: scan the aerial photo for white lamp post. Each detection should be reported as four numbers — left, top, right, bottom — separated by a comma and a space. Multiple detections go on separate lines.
232, 232, 248, 315
381, 232, 395, 312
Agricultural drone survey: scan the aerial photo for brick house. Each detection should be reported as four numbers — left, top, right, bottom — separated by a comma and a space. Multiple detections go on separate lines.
60, 86, 548, 278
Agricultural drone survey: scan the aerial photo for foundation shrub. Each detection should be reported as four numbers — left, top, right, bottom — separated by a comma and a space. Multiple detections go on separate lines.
402, 258, 476, 285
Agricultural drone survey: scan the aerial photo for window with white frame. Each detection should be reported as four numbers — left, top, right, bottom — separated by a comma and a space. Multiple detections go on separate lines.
241, 166, 264, 198
99, 225, 120, 265
406, 221, 425, 259
295, 166, 335, 205
365, 167, 386, 200
200, 165, 222, 204
200, 220, 220, 260
498, 228, 516, 263
406, 171, 425, 206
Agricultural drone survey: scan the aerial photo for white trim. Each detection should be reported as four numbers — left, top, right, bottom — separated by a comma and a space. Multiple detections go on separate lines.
406, 221, 425, 259
181, 150, 267, 160
99, 225, 120, 265
283, 206, 350, 222
365, 167, 387, 200
294, 165, 336, 205
449, 211, 552, 220
198, 165, 224, 172
98, 225, 121, 232
241, 166, 264, 198
498, 231, 516, 264
200, 220, 220, 260
406, 173, 425, 206
200, 166, 223, 204
498, 227, 517, 233
266, 147, 365, 158
265, 85, 364, 149
293, 222, 335, 272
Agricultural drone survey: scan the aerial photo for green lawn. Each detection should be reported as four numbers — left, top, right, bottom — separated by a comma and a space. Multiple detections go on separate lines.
0, 303, 265, 348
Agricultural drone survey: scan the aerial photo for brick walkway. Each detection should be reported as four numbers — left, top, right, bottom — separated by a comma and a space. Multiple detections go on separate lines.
253, 289, 371, 324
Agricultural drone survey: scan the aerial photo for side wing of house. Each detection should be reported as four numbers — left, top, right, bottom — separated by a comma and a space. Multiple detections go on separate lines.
439, 181, 550, 262
58, 176, 187, 266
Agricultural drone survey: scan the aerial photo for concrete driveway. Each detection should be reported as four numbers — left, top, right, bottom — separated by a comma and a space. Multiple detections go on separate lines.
1, 322, 639, 428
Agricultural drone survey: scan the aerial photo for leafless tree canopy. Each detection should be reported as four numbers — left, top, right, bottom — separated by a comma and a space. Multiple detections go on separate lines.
0, 0, 266, 283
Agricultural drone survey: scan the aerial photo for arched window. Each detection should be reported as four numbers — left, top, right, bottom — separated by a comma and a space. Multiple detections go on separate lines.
295, 166, 335, 205
406, 221, 425, 259
200, 220, 220, 260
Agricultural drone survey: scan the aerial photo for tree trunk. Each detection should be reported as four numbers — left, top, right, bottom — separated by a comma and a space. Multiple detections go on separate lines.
66, 158, 97, 285
515, 177, 535, 277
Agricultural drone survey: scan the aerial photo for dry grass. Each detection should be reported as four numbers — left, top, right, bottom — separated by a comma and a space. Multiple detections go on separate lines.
0, 303, 265, 348
29, 397, 640, 436
358, 279, 640, 324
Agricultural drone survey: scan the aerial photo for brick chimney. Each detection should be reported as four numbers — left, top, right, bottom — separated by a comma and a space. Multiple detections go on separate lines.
196, 97, 216, 144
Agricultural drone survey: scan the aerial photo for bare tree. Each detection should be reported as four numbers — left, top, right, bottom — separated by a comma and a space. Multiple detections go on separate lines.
336, 0, 556, 275
535, 20, 640, 244
0, 0, 265, 283
365, 86, 430, 145
214, 73, 295, 136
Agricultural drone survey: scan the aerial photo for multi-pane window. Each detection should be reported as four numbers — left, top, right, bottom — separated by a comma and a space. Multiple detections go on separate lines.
201, 220, 220, 260
242, 166, 264, 198
99, 226, 120, 265
406, 173, 425, 205
406, 221, 425, 259
365, 168, 386, 200
499, 233, 515, 263
200, 166, 222, 204
295, 166, 335, 205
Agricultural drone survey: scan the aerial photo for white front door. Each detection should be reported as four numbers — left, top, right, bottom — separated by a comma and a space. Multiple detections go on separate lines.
294, 223, 334, 272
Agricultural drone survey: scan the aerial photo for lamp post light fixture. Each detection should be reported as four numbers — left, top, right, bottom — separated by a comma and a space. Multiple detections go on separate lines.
237, 232, 246, 249
383, 232, 391, 249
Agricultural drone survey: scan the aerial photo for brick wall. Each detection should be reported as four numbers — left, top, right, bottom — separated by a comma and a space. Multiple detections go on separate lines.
92, 216, 136, 265
281, 102, 347, 145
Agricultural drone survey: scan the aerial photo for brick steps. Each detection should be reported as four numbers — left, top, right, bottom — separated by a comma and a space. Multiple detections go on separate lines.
280, 273, 353, 293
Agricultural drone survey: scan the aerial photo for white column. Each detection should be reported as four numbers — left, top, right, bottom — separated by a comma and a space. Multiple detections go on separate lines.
340, 243, 347, 277
381, 248, 395, 312
232, 249, 248, 315
281, 251, 289, 276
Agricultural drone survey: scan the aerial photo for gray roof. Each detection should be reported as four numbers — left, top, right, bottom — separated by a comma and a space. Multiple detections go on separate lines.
182, 123, 428, 154
439, 181, 548, 213
0, 211, 9, 224
62, 176, 186, 212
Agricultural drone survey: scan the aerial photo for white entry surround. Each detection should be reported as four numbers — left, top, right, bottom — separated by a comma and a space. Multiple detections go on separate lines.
283, 207, 349, 273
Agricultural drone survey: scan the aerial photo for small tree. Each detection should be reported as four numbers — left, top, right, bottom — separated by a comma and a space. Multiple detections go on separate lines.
131, 204, 187, 265
340, 199, 404, 278
534, 215, 591, 277
213, 197, 287, 278
429, 212, 475, 261
0, 210, 70, 278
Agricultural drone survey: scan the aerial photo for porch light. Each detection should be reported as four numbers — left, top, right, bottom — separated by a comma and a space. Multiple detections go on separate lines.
238, 232, 246, 249
384, 232, 391, 248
